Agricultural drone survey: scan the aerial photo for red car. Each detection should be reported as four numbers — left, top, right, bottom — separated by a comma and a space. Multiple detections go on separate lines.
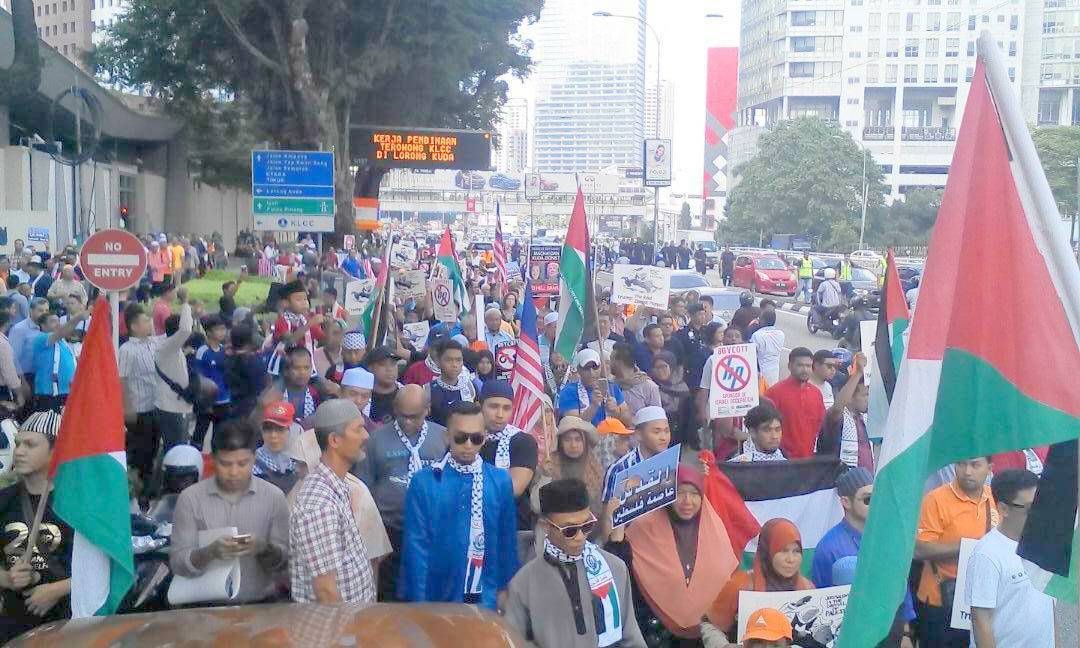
733, 252, 797, 296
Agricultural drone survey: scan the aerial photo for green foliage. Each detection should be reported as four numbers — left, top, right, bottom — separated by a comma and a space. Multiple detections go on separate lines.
184, 269, 270, 310
724, 119, 887, 247
0, 0, 43, 104
864, 188, 942, 249
1032, 126, 1080, 217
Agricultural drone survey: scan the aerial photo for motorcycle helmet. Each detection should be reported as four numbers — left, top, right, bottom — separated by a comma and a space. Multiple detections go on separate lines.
739, 291, 754, 307
162, 444, 203, 494
823, 268, 837, 279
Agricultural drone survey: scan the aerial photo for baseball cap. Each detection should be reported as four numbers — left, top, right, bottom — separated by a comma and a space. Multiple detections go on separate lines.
741, 607, 793, 642
576, 348, 601, 368
596, 417, 632, 436
543, 312, 559, 326
262, 401, 295, 428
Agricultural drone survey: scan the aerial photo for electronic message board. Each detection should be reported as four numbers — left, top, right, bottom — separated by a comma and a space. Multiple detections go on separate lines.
351, 126, 492, 170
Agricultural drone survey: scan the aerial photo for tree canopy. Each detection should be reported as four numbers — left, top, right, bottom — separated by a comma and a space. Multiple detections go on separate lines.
1032, 126, 1080, 217
723, 118, 887, 251
89, 0, 540, 235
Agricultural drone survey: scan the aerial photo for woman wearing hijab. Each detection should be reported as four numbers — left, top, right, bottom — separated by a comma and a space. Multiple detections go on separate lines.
607, 464, 739, 646
650, 350, 694, 448
252, 401, 302, 495
467, 349, 497, 385
708, 518, 815, 643
535, 417, 605, 513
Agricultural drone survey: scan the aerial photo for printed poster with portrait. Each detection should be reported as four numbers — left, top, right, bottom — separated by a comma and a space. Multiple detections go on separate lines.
344, 278, 376, 314
528, 245, 562, 296
737, 585, 851, 648
643, 138, 672, 188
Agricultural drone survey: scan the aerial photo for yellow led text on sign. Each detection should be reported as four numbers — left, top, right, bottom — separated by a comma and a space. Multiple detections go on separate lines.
371, 132, 459, 163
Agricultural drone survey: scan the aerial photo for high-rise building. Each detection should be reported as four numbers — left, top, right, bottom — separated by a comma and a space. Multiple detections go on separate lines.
28, 0, 91, 66
644, 79, 675, 140
732, 0, 1024, 201
531, 0, 647, 174
1021, 0, 1080, 127
90, 0, 127, 47
495, 98, 528, 175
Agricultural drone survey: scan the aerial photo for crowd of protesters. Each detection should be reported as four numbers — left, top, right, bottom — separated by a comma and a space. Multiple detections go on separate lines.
0, 230, 1059, 647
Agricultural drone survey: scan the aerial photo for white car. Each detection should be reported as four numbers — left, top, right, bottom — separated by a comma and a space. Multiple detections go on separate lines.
849, 249, 883, 268
668, 271, 743, 324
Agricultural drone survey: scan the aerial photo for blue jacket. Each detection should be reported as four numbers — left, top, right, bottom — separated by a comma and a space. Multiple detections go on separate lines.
399, 461, 519, 609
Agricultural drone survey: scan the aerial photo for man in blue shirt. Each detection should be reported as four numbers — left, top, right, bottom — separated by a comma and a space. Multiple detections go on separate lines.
30, 310, 86, 411
812, 468, 915, 646
194, 315, 231, 449
557, 349, 629, 426
8, 298, 48, 377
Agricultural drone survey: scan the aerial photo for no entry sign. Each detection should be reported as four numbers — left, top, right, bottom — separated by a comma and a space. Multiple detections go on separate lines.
78, 229, 148, 292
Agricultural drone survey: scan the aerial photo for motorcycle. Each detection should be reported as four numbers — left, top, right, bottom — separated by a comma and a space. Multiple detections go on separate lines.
807, 305, 848, 340
118, 499, 177, 613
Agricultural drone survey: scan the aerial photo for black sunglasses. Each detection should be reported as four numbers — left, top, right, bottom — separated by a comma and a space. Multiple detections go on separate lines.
547, 517, 598, 539
453, 433, 486, 447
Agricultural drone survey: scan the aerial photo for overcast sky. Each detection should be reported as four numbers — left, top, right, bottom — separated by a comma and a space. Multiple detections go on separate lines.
507, 1, 742, 196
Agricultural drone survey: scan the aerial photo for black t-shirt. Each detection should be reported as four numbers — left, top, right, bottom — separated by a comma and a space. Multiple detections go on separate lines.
369, 386, 399, 425
0, 484, 73, 643
480, 431, 539, 530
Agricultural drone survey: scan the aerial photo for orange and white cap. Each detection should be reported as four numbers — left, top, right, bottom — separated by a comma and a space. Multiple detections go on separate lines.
741, 607, 792, 643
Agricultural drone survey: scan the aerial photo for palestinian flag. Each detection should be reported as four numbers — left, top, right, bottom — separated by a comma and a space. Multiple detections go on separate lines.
838, 39, 1080, 647
436, 227, 469, 313
360, 230, 394, 348
1017, 440, 1078, 603
866, 249, 910, 440
716, 458, 847, 570
555, 186, 589, 360
48, 297, 134, 616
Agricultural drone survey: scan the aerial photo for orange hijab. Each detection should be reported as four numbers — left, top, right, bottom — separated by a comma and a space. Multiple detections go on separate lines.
708, 518, 815, 633
625, 478, 739, 638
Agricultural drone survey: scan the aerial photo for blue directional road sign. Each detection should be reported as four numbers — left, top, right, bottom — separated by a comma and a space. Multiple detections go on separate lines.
251, 150, 336, 214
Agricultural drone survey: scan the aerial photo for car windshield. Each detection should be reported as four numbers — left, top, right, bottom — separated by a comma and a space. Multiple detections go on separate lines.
670, 273, 708, 289
697, 241, 718, 252
471, 242, 493, 251
851, 267, 876, 281
709, 292, 743, 310
755, 257, 787, 270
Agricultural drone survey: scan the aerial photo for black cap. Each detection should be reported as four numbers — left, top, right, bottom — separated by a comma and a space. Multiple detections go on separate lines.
688, 302, 706, 314
364, 345, 400, 366
281, 280, 306, 297
539, 478, 591, 515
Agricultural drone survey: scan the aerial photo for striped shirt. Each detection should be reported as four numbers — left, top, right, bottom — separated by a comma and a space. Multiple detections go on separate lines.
290, 461, 375, 604
118, 336, 159, 413
0, 332, 20, 393
601, 447, 642, 503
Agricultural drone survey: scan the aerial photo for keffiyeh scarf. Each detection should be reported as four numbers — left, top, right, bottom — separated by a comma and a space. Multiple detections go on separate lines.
487, 424, 522, 469
436, 372, 476, 402
254, 445, 296, 476
439, 453, 485, 597
395, 420, 430, 482
839, 409, 868, 469
543, 539, 623, 647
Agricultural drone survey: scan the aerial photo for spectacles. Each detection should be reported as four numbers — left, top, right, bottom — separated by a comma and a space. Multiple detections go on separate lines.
547, 517, 598, 539
452, 433, 486, 446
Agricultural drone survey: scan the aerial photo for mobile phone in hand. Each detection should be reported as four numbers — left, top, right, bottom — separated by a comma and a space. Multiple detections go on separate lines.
232, 534, 252, 545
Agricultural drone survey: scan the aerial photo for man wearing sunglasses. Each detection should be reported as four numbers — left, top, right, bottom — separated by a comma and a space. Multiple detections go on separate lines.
400, 401, 518, 610
812, 468, 916, 647
504, 478, 646, 648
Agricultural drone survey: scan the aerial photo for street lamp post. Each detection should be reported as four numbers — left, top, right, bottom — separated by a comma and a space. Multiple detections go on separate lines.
860, 148, 869, 248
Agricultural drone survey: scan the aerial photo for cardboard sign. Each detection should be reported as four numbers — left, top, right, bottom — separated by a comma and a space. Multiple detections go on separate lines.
611, 264, 672, 310
395, 269, 427, 301
737, 585, 850, 648
950, 537, 977, 630
342, 234, 355, 251
402, 321, 431, 349
344, 278, 376, 314
708, 344, 760, 419
528, 245, 562, 296
611, 445, 680, 528
431, 277, 457, 322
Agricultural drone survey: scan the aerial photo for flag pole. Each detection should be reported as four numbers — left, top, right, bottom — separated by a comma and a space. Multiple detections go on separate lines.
21, 481, 52, 565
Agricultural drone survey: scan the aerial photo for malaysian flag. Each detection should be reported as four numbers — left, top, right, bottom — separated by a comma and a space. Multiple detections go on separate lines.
493, 202, 508, 291
509, 280, 550, 445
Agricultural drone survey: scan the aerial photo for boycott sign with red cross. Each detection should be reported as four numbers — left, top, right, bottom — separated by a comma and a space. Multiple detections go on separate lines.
78, 229, 148, 292
708, 343, 759, 419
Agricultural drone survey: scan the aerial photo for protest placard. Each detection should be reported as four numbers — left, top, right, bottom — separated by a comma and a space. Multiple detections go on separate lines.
528, 245, 561, 296
402, 321, 431, 349
709, 344, 760, 419
342, 234, 355, 251
395, 269, 427, 301
611, 264, 672, 310
950, 537, 977, 630
611, 445, 680, 528
431, 277, 457, 322
344, 278, 376, 314
737, 585, 850, 648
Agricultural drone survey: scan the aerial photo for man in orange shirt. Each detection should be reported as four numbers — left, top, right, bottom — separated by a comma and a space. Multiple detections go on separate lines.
169, 236, 186, 286
913, 456, 996, 648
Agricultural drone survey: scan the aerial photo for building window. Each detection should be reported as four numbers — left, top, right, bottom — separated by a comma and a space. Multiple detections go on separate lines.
792, 36, 816, 52
850, 25, 863, 33
924, 64, 938, 82
926, 38, 939, 57
886, 64, 898, 83
1008, 67, 1015, 82
869, 13, 881, 31
946, 12, 960, 31
967, 41, 975, 57
965, 66, 974, 82
868, 38, 881, 57
944, 64, 958, 83
867, 64, 880, 83
1010, 15, 1018, 31
847, 98, 861, 105
905, 39, 919, 57
927, 13, 941, 31
886, 38, 899, 57
62, 1, 67, 10
904, 64, 918, 83
62, 23, 67, 34
790, 62, 815, 77
848, 76, 861, 84
906, 13, 919, 31
1008, 41, 1016, 56
791, 11, 817, 27
946, 38, 959, 57
887, 12, 900, 31
967, 15, 976, 30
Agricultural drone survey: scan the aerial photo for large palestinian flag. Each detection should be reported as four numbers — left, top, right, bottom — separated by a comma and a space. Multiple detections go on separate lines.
1017, 440, 1078, 603
436, 227, 469, 313
716, 458, 847, 570
555, 186, 590, 359
838, 38, 1080, 647
866, 249, 910, 440
48, 297, 134, 616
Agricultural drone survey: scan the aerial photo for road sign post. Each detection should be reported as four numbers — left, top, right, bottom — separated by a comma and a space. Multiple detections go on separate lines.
251, 150, 336, 232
